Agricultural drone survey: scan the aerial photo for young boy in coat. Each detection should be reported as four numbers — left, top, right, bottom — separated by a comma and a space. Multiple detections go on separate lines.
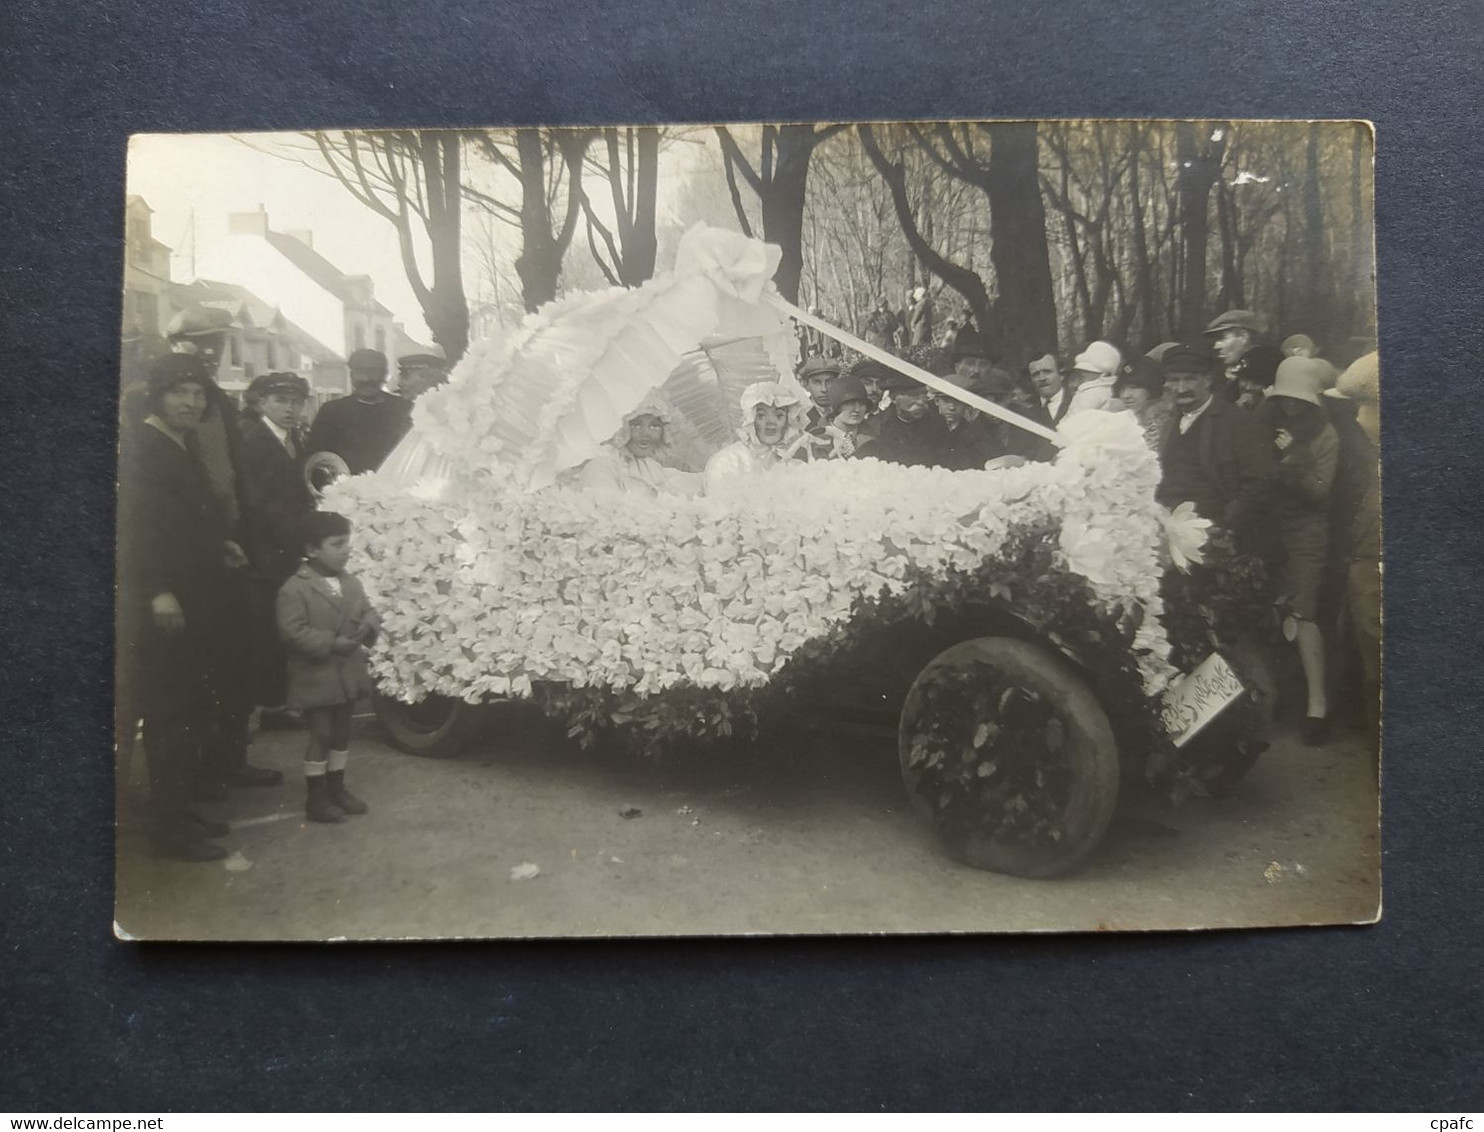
276, 511, 381, 823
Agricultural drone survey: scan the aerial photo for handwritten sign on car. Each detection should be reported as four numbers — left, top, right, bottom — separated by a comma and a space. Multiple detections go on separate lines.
1161, 652, 1245, 748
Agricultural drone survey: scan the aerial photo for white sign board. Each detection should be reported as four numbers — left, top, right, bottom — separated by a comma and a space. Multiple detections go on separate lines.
1161, 652, 1246, 748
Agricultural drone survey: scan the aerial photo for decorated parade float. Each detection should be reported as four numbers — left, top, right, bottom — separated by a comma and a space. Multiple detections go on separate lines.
327, 226, 1274, 878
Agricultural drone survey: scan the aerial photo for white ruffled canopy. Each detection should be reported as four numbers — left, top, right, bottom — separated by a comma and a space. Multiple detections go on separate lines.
378, 225, 797, 493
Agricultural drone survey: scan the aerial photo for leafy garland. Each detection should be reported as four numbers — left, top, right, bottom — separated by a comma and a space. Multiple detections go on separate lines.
902, 660, 1075, 849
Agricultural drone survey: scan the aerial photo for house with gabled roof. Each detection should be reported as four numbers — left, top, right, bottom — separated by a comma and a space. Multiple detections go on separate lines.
197, 205, 424, 373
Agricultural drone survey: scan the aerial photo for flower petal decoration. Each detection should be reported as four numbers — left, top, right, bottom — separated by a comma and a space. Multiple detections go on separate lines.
1161, 501, 1213, 572
328, 415, 1184, 711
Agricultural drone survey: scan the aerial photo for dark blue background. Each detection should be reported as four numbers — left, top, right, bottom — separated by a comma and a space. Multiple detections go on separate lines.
2, 0, 1480, 1112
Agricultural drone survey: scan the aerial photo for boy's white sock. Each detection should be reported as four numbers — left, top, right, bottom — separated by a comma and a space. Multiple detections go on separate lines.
327, 749, 349, 773
304, 759, 328, 778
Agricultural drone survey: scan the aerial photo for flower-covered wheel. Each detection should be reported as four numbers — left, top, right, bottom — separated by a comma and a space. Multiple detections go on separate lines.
373, 692, 487, 759
898, 637, 1120, 879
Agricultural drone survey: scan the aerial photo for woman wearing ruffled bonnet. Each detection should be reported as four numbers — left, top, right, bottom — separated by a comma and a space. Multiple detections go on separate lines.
576, 396, 700, 497
702, 381, 813, 495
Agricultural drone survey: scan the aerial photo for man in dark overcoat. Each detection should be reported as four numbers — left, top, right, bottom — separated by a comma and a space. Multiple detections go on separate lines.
306, 349, 413, 474
1156, 344, 1278, 559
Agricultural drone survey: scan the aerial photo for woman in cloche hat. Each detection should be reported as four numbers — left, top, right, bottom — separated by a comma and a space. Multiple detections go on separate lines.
1261, 357, 1341, 745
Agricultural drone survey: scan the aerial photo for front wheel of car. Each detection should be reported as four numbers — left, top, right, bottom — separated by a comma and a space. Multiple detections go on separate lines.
898, 636, 1121, 879
373, 692, 488, 759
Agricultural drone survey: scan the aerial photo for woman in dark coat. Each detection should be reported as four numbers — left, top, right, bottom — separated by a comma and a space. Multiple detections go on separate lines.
1261, 358, 1340, 744
117, 355, 236, 860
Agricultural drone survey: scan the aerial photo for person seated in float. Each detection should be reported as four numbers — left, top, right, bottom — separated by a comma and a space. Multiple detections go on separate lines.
819, 371, 878, 460
576, 397, 700, 497
703, 381, 813, 494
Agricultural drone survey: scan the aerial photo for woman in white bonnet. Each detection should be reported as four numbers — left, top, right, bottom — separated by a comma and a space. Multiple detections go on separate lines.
702, 381, 813, 495
576, 395, 699, 497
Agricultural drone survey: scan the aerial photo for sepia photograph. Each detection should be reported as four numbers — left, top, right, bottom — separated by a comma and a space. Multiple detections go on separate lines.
114, 120, 1380, 941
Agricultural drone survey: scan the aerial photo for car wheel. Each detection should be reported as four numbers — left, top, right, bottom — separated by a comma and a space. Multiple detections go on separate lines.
373, 692, 488, 759
899, 636, 1121, 879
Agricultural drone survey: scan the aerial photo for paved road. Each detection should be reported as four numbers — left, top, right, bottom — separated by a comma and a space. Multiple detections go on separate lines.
115, 709, 1380, 940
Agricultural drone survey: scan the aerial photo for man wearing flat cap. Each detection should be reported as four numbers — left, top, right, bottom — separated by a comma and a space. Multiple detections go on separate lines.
1156, 343, 1276, 558
238, 373, 315, 726
1204, 309, 1283, 405
305, 349, 413, 475
797, 354, 842, 446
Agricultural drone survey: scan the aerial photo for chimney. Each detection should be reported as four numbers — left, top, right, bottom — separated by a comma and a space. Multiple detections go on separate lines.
283, 229, 314, 250
228, 205, 269, 238
346, 274, 374, 305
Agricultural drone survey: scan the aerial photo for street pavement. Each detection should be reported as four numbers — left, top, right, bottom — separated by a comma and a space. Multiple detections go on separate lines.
114, 707, 1381, 940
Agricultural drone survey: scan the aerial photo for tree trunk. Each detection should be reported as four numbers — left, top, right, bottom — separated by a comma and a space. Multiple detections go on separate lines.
762, 125, 817, 304
1216, 181, 1244, 312
513, 129, 562, 311
420, 132, 470, 363
1175, 121, 1226, 338
983, 122, 1060, 363
627, 127, 660, 285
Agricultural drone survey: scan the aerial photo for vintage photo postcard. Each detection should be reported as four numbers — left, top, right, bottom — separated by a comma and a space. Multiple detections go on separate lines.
115, 121, 1379, 940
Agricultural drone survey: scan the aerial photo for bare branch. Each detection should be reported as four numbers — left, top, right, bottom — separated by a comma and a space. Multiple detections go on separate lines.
714, 127, 764, 194
720, 146, 756, 238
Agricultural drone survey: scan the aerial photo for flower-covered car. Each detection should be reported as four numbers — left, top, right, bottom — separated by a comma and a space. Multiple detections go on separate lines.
326, 226, 1273, 879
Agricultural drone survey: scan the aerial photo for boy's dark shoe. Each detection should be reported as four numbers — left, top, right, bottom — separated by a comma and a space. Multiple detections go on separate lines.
305, 776, 347, 823
183, 809, 231, 838
326, 770, 368, 816
150, 825, 229, 863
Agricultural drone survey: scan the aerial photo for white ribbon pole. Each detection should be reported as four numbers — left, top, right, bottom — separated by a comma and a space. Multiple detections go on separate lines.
764, 292, 1065, 447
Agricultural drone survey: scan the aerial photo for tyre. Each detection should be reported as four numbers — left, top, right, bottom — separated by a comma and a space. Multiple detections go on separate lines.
373, 691, 488, 759
898, 636, 1120, 879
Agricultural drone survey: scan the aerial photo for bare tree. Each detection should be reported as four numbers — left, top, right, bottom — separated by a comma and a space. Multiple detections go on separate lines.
714, 124, 848, 303
1175, 121, 1229, 338
860, 124, 992, 333
307, 130, 470, 363
862, 122, 1059, 363
474, 129, 593, 312
574, 127, 661, 287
